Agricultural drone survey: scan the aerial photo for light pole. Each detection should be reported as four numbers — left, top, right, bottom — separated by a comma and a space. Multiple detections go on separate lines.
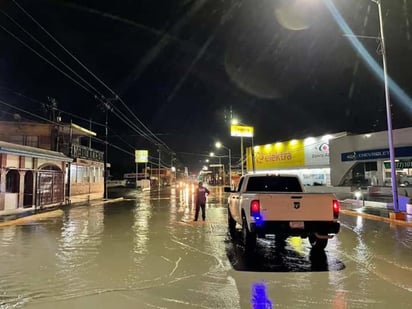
157, 147, 161, 191
373, 0, 399, 212
240, 137, 244, 175
215, 142, 232, 187
210, 152, 221, 185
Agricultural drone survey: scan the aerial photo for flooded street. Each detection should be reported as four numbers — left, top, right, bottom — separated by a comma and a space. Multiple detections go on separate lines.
1, 185, 412, 308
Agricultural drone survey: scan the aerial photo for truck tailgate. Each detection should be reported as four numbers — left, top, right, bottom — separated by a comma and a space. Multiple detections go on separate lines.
258, 193, 336, 221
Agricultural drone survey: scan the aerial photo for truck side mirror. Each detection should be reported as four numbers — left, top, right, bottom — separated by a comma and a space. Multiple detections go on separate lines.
224, 187, 232, 193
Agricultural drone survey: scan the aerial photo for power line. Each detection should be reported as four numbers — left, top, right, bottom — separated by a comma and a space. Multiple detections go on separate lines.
0, 98, 136, 160
0, 10, 106, 99
0, 1, 171, 155
2, 0, 178, 168
10, 0, 169, 151
0, 22, 96, 96
0, 88, 172, 166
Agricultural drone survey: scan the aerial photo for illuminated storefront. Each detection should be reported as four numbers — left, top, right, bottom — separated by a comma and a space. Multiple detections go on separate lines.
246, 133, 346, 186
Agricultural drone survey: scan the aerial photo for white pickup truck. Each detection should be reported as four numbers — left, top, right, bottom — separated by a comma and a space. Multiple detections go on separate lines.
225, 174, 340, 252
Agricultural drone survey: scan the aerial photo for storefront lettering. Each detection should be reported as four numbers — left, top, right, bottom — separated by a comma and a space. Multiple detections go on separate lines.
312, 153, 329, 159
256, 152, 293, 164
342, 146, 412, 162
358, 151, 389, 159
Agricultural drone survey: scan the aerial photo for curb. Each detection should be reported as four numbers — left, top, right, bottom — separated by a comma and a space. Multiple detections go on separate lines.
340, 209, 412, 227
0, 209, 64, 228
0, 197, 125, 227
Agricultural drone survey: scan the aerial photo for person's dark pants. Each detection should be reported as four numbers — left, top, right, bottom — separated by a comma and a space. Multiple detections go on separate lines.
194, 203, 206, 221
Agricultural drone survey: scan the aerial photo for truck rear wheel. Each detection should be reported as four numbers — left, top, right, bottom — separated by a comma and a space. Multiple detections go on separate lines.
242, 217, 256, 253
309, 234, 328, 250
228, 209, 236, 238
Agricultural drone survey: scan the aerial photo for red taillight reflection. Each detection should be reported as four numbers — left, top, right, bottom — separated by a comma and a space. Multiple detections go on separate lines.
333, 199, 340, 218
250, 200, 260, 215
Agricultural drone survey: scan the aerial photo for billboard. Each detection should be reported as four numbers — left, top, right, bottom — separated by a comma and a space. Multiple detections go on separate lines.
230, 125, 254, 137
135, 150, 148, 163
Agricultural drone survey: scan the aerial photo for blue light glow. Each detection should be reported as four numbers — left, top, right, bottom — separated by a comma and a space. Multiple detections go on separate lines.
323, 0, 412, 113
254, 215, 264, 226
251, 281, 273, 309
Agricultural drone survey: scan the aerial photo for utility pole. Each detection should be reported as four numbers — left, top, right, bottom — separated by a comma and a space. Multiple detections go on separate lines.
99, 96, 117, 201
104, 102, 109, 200
46, 96, 58, 121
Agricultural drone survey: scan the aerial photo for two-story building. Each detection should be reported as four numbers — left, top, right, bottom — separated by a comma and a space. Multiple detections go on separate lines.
0, 120, 105, 211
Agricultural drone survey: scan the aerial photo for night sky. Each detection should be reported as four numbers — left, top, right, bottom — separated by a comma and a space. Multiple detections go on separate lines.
0, 0, 411, 176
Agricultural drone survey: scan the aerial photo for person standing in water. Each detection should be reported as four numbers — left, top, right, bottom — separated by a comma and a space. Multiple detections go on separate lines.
194, 181, 210, 221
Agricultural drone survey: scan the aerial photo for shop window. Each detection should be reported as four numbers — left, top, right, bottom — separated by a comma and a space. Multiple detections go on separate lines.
70, 165, 77, 183
6, 170, 20, 193
364, 162, 377, 171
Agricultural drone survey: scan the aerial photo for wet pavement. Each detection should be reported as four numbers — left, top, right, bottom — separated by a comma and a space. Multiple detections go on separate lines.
0, 185, 411, 308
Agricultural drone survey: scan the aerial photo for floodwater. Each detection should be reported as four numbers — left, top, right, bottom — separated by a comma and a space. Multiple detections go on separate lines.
0, 184, 412, 308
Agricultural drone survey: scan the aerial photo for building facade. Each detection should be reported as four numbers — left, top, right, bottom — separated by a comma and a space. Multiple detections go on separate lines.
0, 141, 71, 211
0, 121, 104, 206
329, 127, 412, 187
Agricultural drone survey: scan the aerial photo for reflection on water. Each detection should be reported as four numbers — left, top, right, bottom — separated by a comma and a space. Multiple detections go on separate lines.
226, 235, 345, 273
250, 281, 273, 309
0, 197, 149, 307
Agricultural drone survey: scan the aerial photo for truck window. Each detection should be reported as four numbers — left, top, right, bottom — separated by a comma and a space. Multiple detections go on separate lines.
246, 176, 302, 192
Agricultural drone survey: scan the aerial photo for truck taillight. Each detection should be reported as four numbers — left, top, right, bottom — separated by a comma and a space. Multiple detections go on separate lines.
333, 199, 340, 219
250, 200, 260, 218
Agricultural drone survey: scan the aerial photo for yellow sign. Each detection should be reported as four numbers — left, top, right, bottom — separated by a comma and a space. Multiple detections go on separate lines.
247, 140, 305, 170
230, 125, 254, 137
135, 150, 148, 163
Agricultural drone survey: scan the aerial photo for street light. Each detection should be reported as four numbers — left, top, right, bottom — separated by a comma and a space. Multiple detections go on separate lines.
324, 0, 399, 212
372, 0, 399, 212
215, 142, 232, 187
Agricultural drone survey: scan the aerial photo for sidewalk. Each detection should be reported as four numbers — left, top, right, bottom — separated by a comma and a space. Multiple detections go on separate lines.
340, 198, 412, 226
0, 197, 125, 222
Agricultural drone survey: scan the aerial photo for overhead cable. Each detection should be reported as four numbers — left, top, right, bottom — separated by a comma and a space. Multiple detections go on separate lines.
11, 0, 169, 150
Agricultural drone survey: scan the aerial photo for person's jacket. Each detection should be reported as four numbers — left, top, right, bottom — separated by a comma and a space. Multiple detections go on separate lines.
196, 186, 210, 204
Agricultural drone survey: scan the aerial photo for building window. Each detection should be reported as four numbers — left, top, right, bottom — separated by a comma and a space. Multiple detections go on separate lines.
70, 165, 77, 183
71, 165, 89, 183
